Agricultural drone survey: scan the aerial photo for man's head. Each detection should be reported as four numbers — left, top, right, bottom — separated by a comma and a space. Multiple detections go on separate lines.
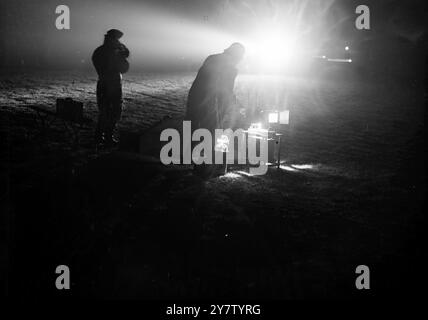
105, 29, 124, 40
224, 42, 245, 66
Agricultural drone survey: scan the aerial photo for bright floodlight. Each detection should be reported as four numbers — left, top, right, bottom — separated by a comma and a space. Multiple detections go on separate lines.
279, 110, 290, 124
268, 112, 279, 123
250, 122, 263, 130
345, 46, 349, 51
248, 25, 303, 71
268, 111, 289, 124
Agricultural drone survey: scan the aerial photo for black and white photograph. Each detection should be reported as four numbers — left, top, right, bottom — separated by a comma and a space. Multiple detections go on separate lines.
0, 0, 426, 306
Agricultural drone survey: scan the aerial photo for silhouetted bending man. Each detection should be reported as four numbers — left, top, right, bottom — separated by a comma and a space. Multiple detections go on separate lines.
185, 42, 245, 132
92, 29, 130, 145
185, 43, 245, 177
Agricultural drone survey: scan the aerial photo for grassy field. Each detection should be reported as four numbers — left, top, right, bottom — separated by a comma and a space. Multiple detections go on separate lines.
0, 69, 425, 298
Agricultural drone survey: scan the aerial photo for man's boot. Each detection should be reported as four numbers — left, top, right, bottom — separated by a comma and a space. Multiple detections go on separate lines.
104, 128, 119, 146
95, 130, 105, 145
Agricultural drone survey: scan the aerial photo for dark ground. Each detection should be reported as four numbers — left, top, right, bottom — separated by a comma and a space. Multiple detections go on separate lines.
0, 70, 426, 299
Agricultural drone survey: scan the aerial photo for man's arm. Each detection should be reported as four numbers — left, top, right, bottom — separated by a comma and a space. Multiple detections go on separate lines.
92, 47, 102, 76
118, 43, 130, 58
115, 44, 130, 74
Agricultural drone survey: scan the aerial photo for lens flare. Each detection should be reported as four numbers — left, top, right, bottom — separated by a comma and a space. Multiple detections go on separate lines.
247, 27, 302, 71
243, 20, 313, 74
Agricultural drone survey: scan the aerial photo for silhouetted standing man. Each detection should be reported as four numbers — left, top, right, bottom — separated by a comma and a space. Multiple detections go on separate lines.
92, 29, 130, 145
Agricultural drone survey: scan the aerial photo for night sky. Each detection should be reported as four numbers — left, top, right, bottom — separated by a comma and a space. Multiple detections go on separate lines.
0, 0, 426, 71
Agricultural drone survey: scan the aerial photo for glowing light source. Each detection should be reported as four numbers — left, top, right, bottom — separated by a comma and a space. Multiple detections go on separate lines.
268, 112, 279, 123
220, 172, 241, 179
235, 170, 256, 177
345, 46, 349, 51
246, 24, 305, 71
268, 111, 290, 124
279, 165, 297, 172
215, 134, 230, 153
250, 122, 263, 130
279, 164, 316, 171
327, 58, 353, 63
291, 164, 314, 170
257, 32, 296, 68
279, 110, 290, 125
